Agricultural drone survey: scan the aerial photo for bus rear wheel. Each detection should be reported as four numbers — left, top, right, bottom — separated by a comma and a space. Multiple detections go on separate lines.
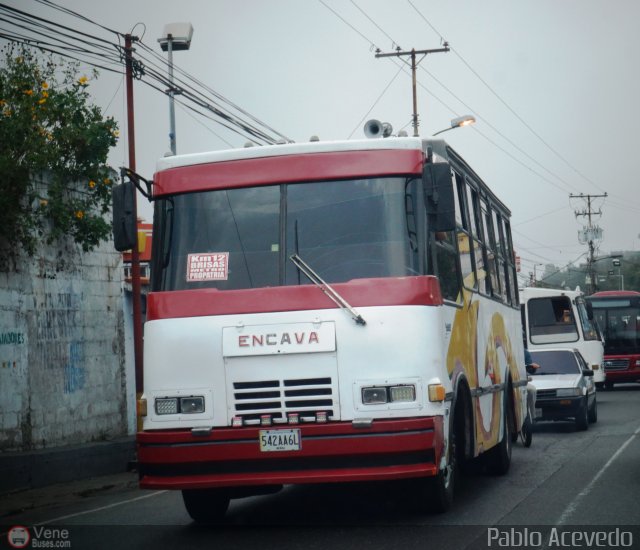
182, 489, 230, 524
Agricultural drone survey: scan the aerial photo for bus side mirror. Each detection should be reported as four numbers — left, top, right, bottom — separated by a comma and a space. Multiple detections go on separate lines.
112, 181, 137, 252
586, 301, 594, 320
424, 162, 456, 232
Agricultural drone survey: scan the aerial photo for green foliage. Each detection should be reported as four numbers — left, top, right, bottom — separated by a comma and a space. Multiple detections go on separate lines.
0, 44, 119, 256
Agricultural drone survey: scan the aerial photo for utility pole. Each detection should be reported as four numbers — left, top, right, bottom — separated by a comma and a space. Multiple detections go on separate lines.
124, 34, 144, 419
166, 35, 177, 155
375, 44, 450, 137
571, 192, 607, 294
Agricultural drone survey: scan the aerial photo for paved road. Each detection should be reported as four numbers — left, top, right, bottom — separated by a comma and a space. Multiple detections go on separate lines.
2, 385, 639, 550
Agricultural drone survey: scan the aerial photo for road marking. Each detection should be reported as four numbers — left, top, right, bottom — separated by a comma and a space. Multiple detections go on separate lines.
556, 424, 640, 525
0, 490, 168, 532
0, 490, 168, 536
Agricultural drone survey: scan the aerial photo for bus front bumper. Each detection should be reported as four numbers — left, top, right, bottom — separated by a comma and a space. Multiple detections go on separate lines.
137, 417, 443, 490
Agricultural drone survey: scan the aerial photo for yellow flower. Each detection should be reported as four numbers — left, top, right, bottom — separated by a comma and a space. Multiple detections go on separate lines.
88, 180, 96, 189
112, 130, 120, 138
41, 90, 49, 98
78, 76, 88, 86
24, 89, 33, 96
103, 177, 111, 185
41, 82, 49, 89
38, 98, 46, 105
75, 210, 84, 220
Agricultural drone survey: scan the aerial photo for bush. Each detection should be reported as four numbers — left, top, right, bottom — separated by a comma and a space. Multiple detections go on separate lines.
0, 44, 119, 257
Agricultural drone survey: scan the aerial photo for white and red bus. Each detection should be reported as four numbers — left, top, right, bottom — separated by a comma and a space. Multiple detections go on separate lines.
588, 290, 640, 388
114, 132, 527, 521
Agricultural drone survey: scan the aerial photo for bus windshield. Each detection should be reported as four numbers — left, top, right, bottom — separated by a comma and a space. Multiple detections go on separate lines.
151, 176, 424, 291
590, 299, 640, 354
527, 295, 579, 344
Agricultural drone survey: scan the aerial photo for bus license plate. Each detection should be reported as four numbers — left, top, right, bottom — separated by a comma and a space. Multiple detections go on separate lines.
259, 429, 301, 452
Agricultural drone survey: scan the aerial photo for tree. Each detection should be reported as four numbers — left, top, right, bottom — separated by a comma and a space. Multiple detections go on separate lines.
0, 44, 119, 257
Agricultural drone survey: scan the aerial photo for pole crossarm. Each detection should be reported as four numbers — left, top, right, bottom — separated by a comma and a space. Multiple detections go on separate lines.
374, 46, 450, 59
375, 44, 450, 137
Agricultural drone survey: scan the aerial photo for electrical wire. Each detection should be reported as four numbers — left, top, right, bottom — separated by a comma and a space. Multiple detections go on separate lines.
0, 0, 290, 147
405, 0, 640, 211
347, 63, 404, 138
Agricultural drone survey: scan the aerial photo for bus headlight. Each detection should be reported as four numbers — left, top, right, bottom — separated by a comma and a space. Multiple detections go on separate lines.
362, 385, 416, 405
389, 385, 416, 402
155, 395, 205, 415
180, 396, 205, 414
155, 397, 179, 415
362, 387, 388, 405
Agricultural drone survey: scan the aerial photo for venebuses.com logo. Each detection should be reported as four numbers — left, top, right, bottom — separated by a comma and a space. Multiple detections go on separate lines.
6, 525, 71, 548
6, 526, 30, 549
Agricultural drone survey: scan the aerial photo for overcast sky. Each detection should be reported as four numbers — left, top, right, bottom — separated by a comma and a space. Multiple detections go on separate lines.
5, 0, 640, 284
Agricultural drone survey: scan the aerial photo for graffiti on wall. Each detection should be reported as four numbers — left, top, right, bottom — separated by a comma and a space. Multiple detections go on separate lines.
0, 330, 25, 369
64, 341, 85, 394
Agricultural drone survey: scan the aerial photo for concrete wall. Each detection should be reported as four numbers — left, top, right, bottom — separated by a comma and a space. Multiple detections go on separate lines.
0, 236, 129, 452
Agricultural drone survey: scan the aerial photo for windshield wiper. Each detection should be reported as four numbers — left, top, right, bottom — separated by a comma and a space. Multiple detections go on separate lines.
289, 253, 366, 326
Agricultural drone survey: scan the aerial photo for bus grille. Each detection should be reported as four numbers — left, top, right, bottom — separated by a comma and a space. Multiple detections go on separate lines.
231, 377, 335, 423
604, 359, 629, 372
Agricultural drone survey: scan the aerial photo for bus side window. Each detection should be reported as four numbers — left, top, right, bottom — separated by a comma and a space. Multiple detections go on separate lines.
454, 172, 477, 291
431, 229, 462, 302
466, 183, 487, 294
481, 199, 501, 300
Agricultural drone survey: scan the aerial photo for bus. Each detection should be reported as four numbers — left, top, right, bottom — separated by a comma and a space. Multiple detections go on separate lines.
520, 287, 605, 388
588, 290, 640, 388
113, 131, 527, 521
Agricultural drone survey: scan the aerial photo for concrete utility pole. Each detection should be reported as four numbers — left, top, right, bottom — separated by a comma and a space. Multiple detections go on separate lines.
571, 192, 607, 293
375, 44, 450, 137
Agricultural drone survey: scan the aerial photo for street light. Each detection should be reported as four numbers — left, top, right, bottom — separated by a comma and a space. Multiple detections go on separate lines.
432, 115, 476, 136
158, 22, 194, 156
612, 258, 624, 290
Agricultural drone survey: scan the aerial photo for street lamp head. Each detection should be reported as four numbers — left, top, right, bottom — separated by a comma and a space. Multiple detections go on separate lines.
450, 114, 476, 129
158, 22, 194, 51
432, 114, 476, 136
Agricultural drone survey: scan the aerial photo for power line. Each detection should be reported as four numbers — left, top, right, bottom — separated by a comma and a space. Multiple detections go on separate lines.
321, 0, 583, 197
0, 0, 291, 147
347, 63, 404, 139
405, 0, 606, 195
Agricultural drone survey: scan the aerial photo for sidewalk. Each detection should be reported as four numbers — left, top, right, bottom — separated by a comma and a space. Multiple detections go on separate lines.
0, 471, 139, 520
0, 436, 136, 496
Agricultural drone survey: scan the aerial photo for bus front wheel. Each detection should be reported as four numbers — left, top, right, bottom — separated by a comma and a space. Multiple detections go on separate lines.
427, 424, 456, 513
182, 489, 230, 524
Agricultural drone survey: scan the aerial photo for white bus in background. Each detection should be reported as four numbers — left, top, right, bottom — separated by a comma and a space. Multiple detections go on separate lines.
520, 287, 605, 387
